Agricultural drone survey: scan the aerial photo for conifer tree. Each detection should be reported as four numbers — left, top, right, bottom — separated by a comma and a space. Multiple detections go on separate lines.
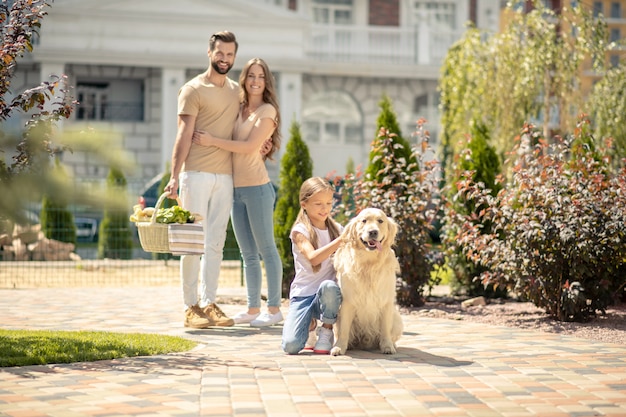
443, 121, 504, 297
40, 158, 77, 245
455, 122, 501, 210
365, 94, 416, 183
337, 121, 440, 306
345, 157, 355, 175
98, 167, 133, 259
274, 120, 313, 296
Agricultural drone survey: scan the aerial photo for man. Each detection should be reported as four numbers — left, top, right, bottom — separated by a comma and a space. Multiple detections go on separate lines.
164, 31, 239, 329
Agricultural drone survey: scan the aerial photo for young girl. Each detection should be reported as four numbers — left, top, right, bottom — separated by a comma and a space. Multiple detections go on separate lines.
281, 177, 343, 354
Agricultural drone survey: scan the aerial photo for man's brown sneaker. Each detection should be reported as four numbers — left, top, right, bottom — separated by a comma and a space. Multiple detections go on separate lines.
203, 303, 235, 327
184, 304, 213, 329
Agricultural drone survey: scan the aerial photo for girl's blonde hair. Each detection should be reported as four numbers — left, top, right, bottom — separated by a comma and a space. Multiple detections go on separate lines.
239, 57, 281, 161
293, 177, 342, 272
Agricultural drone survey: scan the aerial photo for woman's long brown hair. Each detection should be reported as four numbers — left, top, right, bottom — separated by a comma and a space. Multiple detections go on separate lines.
239, 57, 281, 160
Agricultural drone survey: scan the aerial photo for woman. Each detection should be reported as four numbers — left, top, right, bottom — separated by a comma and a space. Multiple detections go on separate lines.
192, 57, 283, 327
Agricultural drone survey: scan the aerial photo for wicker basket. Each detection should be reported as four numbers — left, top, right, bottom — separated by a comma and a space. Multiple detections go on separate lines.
136, 193, 174, 253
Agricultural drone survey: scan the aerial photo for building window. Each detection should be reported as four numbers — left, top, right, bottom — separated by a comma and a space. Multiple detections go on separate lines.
302, 90, 362, 145
303, 121, 321, 143
325, 122, 341, 142
510, 1, 525, 12
413, 94, 429, 115
593, 1, 603, 17
76, 83, 107, 121
311, 0, 353, 24
411, 92, 440, 145
610, 28, 621, 43
610, 2, 621, 18
411, 1, 458, 31
75, 79, 144, 122
610, 54, 620, 68
259, 0, 286, 6
345, 124, 361, 144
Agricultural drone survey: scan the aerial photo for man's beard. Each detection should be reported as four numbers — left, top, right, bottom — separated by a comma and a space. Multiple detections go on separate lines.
211, 60, 232, 75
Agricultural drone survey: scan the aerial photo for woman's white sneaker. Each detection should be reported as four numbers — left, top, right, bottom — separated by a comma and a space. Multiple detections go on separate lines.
232, 311, 260, 324
250, 311, 284, 327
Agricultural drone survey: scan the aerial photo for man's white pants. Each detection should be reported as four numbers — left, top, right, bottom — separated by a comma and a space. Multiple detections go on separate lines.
178, 171, 233, 309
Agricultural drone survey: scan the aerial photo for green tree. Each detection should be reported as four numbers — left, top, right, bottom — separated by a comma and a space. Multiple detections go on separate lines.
274, 120, 313, 297
39, 159, 77, 245
365, 95, 416, 182
98, 167, 133, 259
454, 122, 502, 213
0, 1, 75, 223
439, 29, 490, 176
345, 156, 355, 175
590, 62, 626, 160
439, 1, 609, 176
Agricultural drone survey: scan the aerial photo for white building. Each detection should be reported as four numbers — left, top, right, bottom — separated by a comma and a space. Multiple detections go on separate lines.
11, 0, 500, 190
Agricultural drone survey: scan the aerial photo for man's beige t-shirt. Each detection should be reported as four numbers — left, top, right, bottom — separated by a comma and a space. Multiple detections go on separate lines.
178, 74, 239, 175
232, 103, 277, 187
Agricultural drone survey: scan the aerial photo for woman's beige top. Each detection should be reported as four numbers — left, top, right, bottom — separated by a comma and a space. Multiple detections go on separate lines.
232, 103, 277, 187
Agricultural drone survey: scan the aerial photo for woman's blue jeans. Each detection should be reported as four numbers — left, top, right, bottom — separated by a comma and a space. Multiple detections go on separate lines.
282, 280, 342, 354
231, 182, 283, 308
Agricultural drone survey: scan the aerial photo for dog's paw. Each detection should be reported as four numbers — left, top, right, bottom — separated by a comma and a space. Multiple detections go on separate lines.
380, 341, 397, 354
330, 346, 343, 356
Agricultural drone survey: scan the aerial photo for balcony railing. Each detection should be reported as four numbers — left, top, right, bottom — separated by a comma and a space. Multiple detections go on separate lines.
305, 24, 464, 66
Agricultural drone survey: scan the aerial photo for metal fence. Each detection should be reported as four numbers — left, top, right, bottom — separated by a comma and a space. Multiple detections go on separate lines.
0, 179, 244, 288
0, 228, 244, 288
0, 258, 244, 289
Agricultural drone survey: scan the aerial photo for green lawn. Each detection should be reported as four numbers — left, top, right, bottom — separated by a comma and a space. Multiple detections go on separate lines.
0, 329, 197, 367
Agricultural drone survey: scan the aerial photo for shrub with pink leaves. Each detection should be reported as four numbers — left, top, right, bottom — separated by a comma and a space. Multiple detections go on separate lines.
444, 116, 626, 321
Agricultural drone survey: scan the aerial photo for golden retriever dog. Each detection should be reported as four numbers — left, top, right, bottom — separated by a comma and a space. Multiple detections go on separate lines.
330, 208, 403, 356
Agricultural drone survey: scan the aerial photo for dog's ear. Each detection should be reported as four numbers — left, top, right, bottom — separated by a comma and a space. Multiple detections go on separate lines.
341, 216, 359, 246
386, 216, 399, 246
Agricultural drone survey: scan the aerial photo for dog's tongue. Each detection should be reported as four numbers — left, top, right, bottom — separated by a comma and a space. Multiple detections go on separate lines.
370, 240, 382, 251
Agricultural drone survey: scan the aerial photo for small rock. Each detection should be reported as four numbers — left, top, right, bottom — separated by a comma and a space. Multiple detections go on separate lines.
461, 296, 486, 309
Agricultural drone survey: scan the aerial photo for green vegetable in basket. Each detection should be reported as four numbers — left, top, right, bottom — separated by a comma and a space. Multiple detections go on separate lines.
155, 206, 195, 224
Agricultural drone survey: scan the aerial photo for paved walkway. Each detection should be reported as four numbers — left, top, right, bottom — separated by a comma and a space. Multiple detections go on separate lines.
1, 286, 625, 417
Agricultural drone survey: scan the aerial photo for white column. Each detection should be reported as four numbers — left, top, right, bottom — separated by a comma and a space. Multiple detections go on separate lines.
417, 12, 430, 65
278, 72, 302, 142
273, 71, 302, 182
160, 68, 186, 171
